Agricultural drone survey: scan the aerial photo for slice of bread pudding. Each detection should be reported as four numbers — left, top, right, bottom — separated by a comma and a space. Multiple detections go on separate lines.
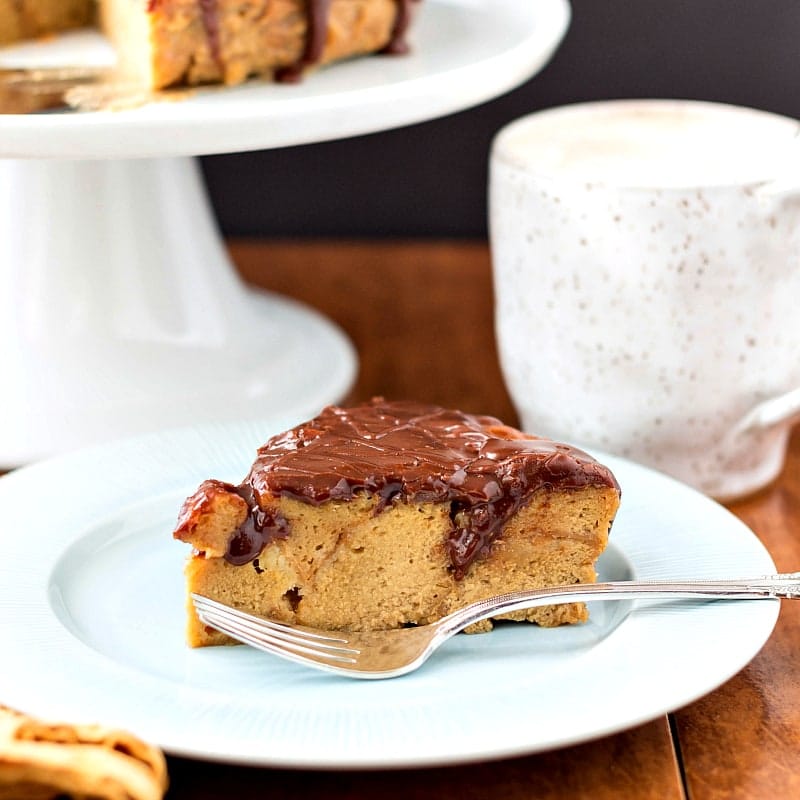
174, 399, 621, 646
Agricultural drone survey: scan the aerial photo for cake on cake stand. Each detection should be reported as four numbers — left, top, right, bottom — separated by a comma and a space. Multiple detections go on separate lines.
0, 0, 570, 465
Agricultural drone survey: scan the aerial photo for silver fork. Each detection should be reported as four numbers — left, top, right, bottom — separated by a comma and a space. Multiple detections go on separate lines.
192, 573, 800, 679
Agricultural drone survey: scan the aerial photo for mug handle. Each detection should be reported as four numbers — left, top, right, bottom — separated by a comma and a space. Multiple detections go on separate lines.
755, 180, 800, 202
743, 136, 800, 433
733, 387, 800, 435
755, 129, 800, 201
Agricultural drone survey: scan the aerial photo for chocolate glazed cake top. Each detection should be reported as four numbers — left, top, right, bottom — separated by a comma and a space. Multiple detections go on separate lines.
221, 400, 619, 578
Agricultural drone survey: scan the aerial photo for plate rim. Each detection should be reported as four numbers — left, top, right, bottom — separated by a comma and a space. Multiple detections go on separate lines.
0, 418, 780, 769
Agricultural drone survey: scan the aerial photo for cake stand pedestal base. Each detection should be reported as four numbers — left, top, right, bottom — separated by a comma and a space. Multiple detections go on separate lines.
0, 157, 356, 466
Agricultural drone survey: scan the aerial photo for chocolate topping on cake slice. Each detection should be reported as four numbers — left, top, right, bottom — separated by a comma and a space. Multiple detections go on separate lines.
177, 400, 618, 577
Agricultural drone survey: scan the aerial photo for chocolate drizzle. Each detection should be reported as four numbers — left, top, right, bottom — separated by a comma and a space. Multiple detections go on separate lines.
303, 0, 334, 67
277, 0, 334, 83
204, 400, 618, 578
383, 0, 421, 55
198, 0, 222, 66
176, 479, 289, 566
277, 0, 422, 82
224, 481, 289, 565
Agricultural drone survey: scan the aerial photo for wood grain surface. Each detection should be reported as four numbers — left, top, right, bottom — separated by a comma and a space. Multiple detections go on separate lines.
232, 239, 518, 422
167, 716, 683, 800
674, 437, 800, 799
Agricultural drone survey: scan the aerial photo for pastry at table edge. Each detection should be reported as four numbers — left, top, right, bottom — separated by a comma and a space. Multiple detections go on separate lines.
174, 399, 621, 647
0, 704, 168, 800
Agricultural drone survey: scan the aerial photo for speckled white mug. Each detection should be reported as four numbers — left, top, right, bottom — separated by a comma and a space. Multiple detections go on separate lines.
489, 99, 800, 500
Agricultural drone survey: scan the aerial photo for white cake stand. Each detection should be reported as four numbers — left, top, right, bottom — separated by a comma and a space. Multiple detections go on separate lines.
0, 0, 570, 465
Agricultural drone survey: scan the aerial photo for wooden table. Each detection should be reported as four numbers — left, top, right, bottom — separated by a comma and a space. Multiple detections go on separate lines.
19, 239, 800, 799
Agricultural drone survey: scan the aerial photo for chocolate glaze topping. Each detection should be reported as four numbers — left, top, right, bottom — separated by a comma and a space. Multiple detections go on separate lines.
210, 400, 618, 578
383, 0, 422, 55
174, 478, 290, 565
276, 0, 333, 83
224, 480, 289, 566
198, 0, 222, 66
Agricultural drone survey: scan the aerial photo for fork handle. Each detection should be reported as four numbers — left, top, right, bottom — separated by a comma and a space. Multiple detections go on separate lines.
439, 573, 799, 637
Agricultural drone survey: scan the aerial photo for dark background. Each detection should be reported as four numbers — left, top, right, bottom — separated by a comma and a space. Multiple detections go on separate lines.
201, 0, 800, 239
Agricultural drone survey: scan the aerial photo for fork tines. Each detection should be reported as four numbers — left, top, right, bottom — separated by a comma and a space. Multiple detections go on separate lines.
191, 594, 360, 665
